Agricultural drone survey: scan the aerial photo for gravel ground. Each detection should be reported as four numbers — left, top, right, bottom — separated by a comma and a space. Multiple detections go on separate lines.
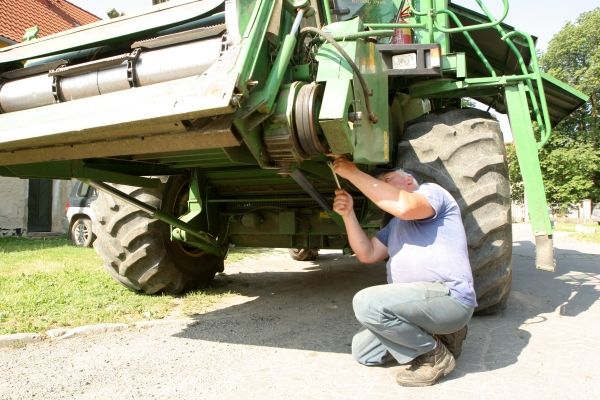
1, 224, 599, 400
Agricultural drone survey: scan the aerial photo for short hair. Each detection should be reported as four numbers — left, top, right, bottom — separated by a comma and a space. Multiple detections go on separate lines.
370, 167, 419, 188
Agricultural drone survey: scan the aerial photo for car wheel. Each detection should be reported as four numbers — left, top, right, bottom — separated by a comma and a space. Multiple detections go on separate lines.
70, 217, 94, 247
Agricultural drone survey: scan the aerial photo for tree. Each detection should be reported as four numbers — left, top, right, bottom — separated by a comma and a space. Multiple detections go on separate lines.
541, 8, 600, 148
534, 8, 600, 206
539, 140, 600, 207
507, 139, 599, 209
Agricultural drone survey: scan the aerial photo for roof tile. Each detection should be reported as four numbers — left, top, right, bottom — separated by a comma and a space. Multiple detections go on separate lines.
0, 0, 100, 43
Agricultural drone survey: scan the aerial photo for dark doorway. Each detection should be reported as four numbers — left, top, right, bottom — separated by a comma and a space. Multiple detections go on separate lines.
27, 179, 53, 232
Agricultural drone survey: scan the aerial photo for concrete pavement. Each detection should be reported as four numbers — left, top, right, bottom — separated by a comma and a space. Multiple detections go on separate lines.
0, 224, 598, 399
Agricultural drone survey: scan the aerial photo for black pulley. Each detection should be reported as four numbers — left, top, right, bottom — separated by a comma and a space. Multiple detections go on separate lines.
294, 82, 328, 156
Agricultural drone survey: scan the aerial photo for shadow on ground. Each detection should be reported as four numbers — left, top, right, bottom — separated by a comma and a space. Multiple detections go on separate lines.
175, 238, 599, 376
176, 252, 383, 355
449, 238, 599, 378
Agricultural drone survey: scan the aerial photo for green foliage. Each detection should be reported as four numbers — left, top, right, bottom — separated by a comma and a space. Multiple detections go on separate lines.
506, 138, 599, 207
540, 140, 600, 205
506, 135, 600, 207
541, 8, 600, 147
528, 7, 600, 207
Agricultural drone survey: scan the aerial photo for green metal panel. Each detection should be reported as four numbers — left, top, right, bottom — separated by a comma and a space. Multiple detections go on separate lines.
477, 72, 589, 128
353, 35, 390, 163
133, 147, 257, 169
234, 0, 280, 97
318, 78, 355, 155
446, 2, 586, 126
412, 0, 449, 53
329, 0, 402, 24
505, 83, 552, 236
505, 83, 555, 270
0, 0, 589, 261
442, 52, 466, 78
0, 161, 165, 187
315, 18, 389, 164
278, 211, 296, 235
236, 0, 259, 37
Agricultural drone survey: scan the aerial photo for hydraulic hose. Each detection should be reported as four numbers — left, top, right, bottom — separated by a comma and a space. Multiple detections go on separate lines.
300, 26, 378, 124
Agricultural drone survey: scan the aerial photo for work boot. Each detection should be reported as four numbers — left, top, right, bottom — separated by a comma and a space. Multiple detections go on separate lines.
436, 325, 468, 359
395, 340, 456, 387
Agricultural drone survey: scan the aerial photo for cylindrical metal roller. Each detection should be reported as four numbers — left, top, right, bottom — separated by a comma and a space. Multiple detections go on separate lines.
0, 74, 55, 113
60, 64, 130, 101
0, 36, 223, 113
136, 37, 222, 86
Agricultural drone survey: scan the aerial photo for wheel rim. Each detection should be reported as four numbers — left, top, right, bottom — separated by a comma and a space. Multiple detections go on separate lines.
73, 221, 90, 245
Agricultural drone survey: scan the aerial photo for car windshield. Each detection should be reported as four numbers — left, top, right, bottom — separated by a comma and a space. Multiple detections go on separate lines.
334, 0, 402, 23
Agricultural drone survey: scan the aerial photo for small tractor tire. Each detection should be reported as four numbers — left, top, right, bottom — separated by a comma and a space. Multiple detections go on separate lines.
397, 108, 512, 314
91, 176, 222, 294
289, 248, 319, 261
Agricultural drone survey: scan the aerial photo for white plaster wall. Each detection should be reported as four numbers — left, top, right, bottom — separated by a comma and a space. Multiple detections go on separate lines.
52, 179, 73, 233
0, 177, 72, 235
0, 177, 27, 235
581, 199, 592, 221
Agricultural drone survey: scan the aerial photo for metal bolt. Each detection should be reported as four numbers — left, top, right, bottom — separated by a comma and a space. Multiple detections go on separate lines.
348, 111, 363, 123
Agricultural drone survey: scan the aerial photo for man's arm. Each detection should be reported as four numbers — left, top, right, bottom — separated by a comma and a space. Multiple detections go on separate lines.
333, 189, 388, 263
332, 157, 434, 220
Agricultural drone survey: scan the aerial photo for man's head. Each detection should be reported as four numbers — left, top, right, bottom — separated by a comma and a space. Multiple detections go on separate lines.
373, 168, 419, 192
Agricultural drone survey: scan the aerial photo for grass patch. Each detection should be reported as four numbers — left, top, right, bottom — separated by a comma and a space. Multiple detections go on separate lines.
554, 221, 600, 244
571, 231, 600, 243
0, 237, 277, 335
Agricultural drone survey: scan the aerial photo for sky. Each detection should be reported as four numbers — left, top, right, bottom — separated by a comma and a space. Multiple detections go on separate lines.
453, 0, 597, 51
69, 0, 599, 51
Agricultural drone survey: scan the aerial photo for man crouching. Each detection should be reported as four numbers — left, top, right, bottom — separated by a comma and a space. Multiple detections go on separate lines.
332, 156, 476, 387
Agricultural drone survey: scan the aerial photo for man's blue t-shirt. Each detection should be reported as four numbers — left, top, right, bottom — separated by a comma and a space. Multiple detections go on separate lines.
375, 183, 477, 307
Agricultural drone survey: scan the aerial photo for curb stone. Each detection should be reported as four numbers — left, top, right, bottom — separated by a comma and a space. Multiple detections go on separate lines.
46, 323, 129, 339
0, 318, 195, 348
0, 295, 252, 348
0, 333, 43, 348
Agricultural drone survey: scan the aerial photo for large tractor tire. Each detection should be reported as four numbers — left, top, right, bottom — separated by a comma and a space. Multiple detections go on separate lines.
91, 176, 223, 294
397, 109, 512, 314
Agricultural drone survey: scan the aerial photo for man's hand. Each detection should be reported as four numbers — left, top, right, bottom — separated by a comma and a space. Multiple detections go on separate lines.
332, 156, 359, 180
333, 189, 354, 217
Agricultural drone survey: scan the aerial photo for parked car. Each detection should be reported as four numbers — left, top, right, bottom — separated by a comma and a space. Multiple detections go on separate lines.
65, 180, 97, 247
592, 203, 600, 225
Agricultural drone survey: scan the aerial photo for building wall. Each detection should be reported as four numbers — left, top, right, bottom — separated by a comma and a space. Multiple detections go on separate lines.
0, 176, 72, 236
52, 179, 72, 232
0, 177, 27, 236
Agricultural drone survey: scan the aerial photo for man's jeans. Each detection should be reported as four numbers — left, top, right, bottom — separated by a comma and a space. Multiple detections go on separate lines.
351, 282, 474, 365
